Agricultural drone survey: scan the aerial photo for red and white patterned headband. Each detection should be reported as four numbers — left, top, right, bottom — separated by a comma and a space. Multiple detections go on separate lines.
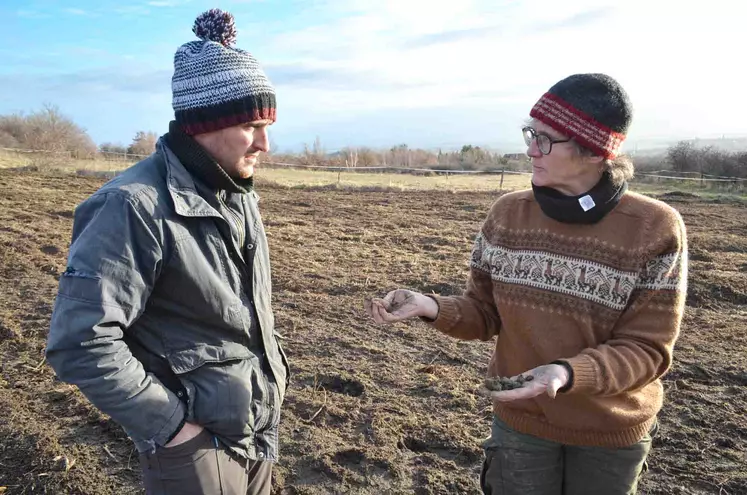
530, 92, 626, 159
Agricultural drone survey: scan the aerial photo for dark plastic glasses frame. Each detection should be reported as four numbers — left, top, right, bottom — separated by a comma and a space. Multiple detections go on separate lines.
522, 126, 573, 155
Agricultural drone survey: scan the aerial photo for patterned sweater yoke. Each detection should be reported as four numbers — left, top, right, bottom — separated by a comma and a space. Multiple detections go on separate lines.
430, 189, 688, 448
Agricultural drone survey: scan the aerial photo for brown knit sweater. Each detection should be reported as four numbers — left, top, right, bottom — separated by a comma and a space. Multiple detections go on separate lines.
429, 189, 688, 448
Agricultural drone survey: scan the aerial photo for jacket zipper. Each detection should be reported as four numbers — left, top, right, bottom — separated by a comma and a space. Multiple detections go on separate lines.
256, 369, 271, 432
217, 192, 245, 252
217, 193, 275, 435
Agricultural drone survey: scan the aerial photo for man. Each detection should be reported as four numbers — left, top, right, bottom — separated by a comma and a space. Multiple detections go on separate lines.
46, 9, 289, 495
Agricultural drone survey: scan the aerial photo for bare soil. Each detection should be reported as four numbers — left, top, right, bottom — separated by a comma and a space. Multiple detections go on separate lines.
0, 168, 745, 494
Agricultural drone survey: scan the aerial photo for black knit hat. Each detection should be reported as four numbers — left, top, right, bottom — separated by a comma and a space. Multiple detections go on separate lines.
530, 73, 632, 158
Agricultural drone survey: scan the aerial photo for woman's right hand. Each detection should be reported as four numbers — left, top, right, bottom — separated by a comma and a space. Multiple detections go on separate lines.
364, 289, 439, 324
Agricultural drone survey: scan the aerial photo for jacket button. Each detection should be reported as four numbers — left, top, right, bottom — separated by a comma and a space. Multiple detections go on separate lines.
177, 391, 183, 397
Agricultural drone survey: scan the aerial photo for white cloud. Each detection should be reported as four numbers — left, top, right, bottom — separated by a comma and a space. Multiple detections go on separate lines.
16, 10, 48, 18
64, 8, 91, 16
114, 6, 152, 16
239, 0, 747, 149
10, 0, 742, 149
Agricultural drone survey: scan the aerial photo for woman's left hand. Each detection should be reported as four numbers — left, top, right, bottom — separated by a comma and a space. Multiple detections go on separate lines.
487, 364, 570, 402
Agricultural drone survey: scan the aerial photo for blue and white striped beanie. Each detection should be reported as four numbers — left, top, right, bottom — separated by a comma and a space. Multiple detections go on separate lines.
172, 9, 276, 135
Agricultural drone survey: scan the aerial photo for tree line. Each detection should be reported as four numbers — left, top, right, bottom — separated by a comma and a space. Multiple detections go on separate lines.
0, 105, 157, 159
270, 138, 530, 172
1, 105, 744, 178
665, 141, 747, 178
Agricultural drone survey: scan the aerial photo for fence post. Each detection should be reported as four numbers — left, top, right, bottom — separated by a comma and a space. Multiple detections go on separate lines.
500, 169, 505, 190
338, 170, 341, 184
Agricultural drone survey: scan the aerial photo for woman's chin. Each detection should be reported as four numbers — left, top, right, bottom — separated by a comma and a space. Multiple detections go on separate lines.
531, 171, 547, 186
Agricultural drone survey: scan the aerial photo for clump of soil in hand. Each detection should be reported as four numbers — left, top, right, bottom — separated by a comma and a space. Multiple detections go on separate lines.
363, 294, 411, 313
484, 374, 534, 391
388, 298, 407, 312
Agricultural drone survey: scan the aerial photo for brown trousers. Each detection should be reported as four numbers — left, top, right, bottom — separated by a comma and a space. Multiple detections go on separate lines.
139, 429, 272, 495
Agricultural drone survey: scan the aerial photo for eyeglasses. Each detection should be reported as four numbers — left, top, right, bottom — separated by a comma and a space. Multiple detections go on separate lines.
522, 126, 573, 155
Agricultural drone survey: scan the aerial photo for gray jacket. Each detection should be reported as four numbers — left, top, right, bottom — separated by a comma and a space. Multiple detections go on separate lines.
46, 140, 290, 462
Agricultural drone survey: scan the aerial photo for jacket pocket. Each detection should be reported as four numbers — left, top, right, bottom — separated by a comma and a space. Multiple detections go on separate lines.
167, 342, 253, 375
167, 343, 260, 440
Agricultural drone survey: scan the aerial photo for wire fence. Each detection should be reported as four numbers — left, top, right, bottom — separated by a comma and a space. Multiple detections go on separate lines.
262, 159, 534, 175
0, 147, 151, 160
2, 146, 746, 191
259, 160, 747, 190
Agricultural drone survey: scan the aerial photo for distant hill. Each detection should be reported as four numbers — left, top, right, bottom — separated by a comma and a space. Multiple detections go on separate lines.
627, 136, 747, 157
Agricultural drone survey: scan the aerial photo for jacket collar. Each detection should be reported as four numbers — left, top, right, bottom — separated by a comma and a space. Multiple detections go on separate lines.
158, 138, 223, 219
164, 121, 253, 194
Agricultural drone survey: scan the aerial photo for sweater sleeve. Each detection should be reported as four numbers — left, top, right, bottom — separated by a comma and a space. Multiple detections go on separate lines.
561, 209, 688, 396
425, 231, 502, 341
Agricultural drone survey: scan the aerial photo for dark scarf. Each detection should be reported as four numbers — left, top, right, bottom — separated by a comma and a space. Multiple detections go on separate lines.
164, 121, 253, 194
532, 172, 627, 224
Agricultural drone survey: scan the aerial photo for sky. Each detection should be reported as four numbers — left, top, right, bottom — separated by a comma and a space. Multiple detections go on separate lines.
1, 0, 744, 153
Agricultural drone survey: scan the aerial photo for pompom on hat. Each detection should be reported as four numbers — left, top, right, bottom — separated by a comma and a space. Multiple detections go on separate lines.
530, 73, 632, 159
171, 9, 276, 135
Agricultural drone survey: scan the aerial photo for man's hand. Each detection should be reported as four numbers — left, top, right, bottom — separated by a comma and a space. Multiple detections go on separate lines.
363, 289, 438, 323
165, 421, 204, 448
484, 364, 570, 401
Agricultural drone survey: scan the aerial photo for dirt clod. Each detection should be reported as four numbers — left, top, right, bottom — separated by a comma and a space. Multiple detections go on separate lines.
484, 375, 534, 391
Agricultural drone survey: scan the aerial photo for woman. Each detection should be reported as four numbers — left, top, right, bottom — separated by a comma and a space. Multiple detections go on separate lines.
365, 73, 688, 494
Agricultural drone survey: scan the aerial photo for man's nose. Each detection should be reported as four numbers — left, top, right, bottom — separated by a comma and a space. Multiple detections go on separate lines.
253, 127, 269, 153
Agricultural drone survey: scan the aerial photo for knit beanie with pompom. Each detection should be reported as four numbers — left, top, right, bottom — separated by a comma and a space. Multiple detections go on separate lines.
171, 8, 276, 135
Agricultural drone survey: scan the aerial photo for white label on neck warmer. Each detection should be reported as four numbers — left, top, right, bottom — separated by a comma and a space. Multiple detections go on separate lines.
579, 195, 596, 212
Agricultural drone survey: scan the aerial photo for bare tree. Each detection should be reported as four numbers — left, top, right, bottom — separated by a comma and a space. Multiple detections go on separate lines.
666, 140, 747, 178
667, 141, 697, 172
356, 147, 380, 167
312, 136, 324, 157
0, 104, 97, 157
100, 143, 128, 154
341, 147, 359, 167
128, 131, 159, 156
0, 130, 18, 148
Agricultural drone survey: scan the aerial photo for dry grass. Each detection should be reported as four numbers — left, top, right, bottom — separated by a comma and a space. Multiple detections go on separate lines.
258, 167, 531, 192
0, 151, 532, 192
631, 178, 747, 197
1, 150, 743, 198
0, 151, 32, 168
0, 151, 127, 173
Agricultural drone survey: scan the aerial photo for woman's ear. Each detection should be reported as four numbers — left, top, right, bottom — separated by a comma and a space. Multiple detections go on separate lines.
583, 154, 605, 168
